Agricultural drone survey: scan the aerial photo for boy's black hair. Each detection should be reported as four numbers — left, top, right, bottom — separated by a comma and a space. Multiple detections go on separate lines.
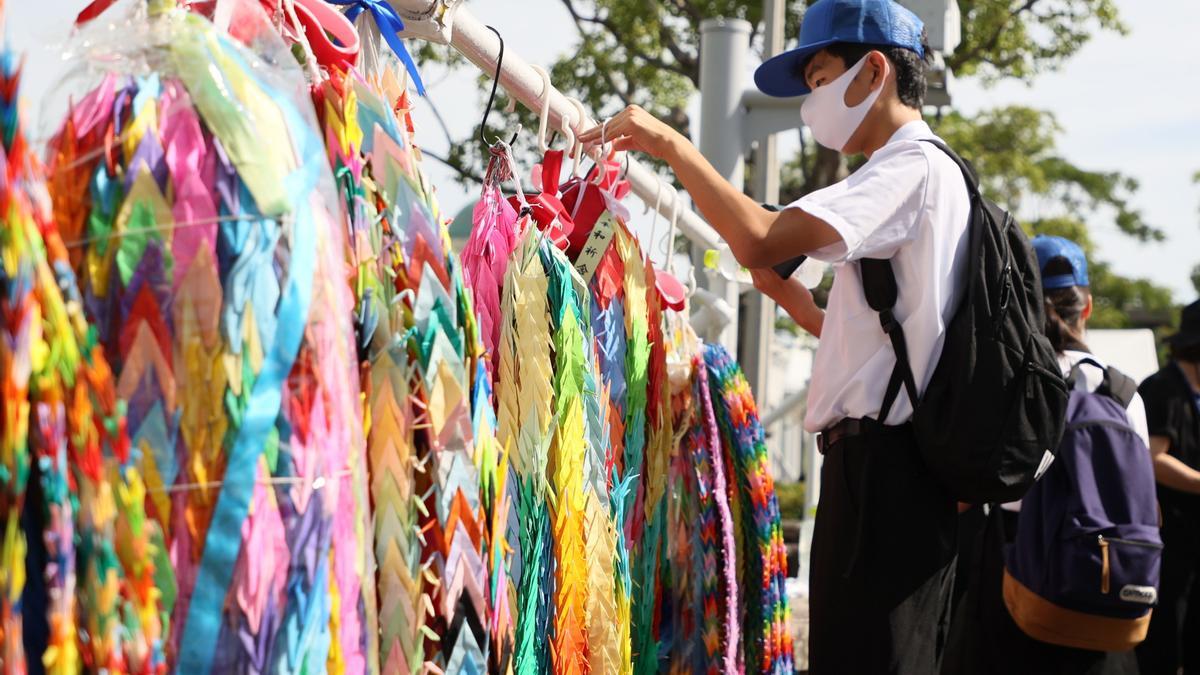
1040, 257, 1091, 354
798, 30, 932, 109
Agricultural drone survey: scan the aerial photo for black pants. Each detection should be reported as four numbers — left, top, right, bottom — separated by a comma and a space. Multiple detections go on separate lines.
809, 423, 958, 675
1137, 510, 1200, 674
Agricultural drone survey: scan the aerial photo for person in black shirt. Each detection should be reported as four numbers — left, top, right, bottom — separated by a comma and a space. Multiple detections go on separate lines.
1137, 299, 1200, 674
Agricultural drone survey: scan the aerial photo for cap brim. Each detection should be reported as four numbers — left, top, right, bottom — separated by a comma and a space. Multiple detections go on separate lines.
1040, 273, 1081, 290
754, 40, 835, 98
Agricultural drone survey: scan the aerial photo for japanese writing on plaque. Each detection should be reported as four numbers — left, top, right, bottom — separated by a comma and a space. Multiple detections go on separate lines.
572, 212, 617, 282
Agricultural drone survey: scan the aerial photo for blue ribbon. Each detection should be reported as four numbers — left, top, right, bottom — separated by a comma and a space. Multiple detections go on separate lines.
176, 28, 329, 675
327, 0, 428, 96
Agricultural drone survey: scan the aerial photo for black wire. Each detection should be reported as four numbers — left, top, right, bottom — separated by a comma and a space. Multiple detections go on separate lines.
480, 25, 519, 147
479, 25, 504, 146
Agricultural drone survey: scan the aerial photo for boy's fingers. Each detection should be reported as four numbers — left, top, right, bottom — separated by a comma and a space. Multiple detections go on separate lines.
578, 109, 634, 143
604, 116, 635, 139
577, 116, 613, 142
610, 137, 638, 153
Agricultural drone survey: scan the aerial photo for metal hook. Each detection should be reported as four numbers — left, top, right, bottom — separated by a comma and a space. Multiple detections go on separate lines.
481, 26, 519, 147
531, 65, 554, 154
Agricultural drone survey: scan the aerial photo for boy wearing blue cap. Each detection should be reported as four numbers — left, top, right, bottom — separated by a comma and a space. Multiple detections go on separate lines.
581, 1, 972, 672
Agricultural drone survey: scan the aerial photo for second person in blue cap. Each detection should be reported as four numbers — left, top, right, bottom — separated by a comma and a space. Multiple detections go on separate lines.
580, 0, 972, 673
943, 236, 1149, 675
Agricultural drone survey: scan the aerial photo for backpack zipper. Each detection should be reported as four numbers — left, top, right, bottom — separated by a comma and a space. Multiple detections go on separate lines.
1096, 535, 1163, 595
1098, 536, 1109, 594
992, 264, 1014, 339
1097, 535, 1163, 549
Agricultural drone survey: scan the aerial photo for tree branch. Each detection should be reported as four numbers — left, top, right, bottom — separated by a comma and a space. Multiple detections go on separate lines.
559, 0, 695, 81
423, 149, 484, 185
948, 0, 1040, 73
657, 22, 699, 83
671, 0, 704, 26
604, 69, 635, 107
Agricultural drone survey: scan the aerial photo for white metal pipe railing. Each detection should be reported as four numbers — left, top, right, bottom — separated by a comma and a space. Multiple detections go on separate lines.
389, 0, 724, 253
760, 388, 808, 430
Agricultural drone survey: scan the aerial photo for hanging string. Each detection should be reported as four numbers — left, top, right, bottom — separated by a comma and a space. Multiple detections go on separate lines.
147, 469, 356, 495
60, 213, 296, 249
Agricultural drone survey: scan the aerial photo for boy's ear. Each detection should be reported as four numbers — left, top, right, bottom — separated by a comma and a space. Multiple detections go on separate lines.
868, 50, 890, 89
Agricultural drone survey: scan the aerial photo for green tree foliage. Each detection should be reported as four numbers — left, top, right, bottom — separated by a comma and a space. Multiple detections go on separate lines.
948, 0, 1125, 83
930, 107, 1176, 328
933, 106, 1162, 243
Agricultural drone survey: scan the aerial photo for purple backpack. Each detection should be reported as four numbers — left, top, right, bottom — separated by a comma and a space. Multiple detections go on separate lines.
1003, 359, 1162, 652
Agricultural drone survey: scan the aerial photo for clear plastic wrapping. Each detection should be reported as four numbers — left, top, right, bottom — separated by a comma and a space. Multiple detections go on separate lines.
43, 1, 371, 670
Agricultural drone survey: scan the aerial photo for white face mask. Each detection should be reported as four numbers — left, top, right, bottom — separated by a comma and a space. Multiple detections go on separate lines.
800, 55, 886, 153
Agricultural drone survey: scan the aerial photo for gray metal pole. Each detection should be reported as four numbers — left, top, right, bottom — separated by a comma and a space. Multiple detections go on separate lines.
739, 0, 785, 401
697, 17, 752, 353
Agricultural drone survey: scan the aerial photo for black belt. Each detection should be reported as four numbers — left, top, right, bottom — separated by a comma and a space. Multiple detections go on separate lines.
817, 417, 909, 454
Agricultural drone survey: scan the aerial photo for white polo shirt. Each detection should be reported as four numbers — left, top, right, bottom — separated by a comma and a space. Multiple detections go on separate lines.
789, 120, 971, 433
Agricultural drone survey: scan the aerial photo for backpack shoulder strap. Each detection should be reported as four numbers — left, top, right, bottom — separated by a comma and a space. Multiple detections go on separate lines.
860, 258, 919, 423
1068, 358, 1139, 408
918, 138, 980, 195
1099, 366, 1138, 408
1067, 355, 1105, 379
860, 138, 977, 424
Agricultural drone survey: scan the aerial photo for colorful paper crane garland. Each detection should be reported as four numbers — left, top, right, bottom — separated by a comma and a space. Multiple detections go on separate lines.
1, 40, 166, 674
2, 44, 81, 675
706, 343, 794, 675
0, 1, 800, 670
46, 6, 370, 672
313, 61, 491, 674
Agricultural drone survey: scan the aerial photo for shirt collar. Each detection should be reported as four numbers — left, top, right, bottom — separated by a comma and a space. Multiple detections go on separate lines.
885, 120, 934, 146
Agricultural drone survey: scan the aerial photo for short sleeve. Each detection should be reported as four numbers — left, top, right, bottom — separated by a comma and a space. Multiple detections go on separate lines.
784, 143, 930, 264
1126, 392, 1152, 449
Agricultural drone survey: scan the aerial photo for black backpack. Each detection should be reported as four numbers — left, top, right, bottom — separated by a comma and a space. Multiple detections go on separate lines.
861, 139, 1069, 504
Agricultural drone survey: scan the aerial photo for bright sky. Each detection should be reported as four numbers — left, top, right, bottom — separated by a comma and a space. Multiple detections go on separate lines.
11, 0, 1200, 301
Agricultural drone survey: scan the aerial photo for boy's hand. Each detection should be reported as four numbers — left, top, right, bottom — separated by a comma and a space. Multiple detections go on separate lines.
750, 268, 824, 338
750, 268, 814, 311
578, 105, 681, 160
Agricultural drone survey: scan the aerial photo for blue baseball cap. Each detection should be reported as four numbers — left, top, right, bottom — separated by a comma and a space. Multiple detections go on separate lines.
754, 0, 925, 98
1033, 236, 1090, 289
